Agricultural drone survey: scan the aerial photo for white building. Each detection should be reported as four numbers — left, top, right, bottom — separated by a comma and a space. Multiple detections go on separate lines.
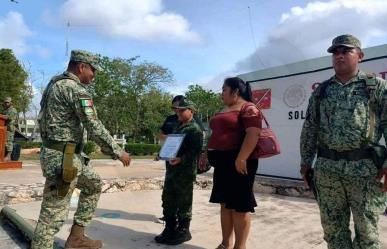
238, 44, 387, 180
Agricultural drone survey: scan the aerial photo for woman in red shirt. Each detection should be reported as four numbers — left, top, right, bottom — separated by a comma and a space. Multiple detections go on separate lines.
207, 77, 262, 249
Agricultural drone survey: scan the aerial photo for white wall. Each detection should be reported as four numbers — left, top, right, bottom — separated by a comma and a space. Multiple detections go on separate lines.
239, 46, 387, 179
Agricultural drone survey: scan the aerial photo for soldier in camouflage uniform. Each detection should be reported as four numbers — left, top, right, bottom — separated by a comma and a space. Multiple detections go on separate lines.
300, 35, 387, 249
1, 97, 17, 161
31, 50, 131, 249
155, 99, 203, 245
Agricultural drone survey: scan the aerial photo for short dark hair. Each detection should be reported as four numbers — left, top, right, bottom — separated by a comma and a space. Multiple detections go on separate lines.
172, 95, 184, 104
223, 77, 252, 102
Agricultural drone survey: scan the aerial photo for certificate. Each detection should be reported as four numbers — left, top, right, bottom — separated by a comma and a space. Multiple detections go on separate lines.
159, 134, 186, 160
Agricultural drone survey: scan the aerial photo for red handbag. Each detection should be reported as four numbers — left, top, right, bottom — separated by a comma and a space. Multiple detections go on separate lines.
240, 103, 281, 158
256, 114, 281, 158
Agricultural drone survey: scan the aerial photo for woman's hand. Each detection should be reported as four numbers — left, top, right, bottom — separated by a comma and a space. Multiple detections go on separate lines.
169, 157, 182, 166
235, 158, 248, 175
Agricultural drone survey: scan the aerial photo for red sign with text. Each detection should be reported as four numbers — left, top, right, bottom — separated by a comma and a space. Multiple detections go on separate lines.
252, 89, 271, 109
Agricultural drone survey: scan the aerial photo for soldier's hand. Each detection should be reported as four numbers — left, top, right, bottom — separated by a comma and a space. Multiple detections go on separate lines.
300, 164, 312, 188
169, 158, 181, 166
376, 168, 387, 192
119, 152, 131, 167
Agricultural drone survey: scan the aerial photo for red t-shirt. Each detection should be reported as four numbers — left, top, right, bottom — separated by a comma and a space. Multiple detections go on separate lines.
208, 102, 262, 157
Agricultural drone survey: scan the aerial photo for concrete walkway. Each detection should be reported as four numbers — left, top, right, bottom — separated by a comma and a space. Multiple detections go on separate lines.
1, 160, 387, 249
0, 159, 166, 185
4, 190, 387, 249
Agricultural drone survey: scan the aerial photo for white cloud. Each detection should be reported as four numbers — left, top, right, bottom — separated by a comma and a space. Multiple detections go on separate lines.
236, 0, 387, 73
60, 0, 201, 43
0, 11, 33, 55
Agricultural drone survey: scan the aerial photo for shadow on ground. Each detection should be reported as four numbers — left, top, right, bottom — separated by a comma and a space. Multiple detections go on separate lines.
55, 209, 206, 249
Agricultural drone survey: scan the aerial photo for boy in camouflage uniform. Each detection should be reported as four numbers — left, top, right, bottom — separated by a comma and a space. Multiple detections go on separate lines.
1, 97, 17, 161
300, 35, 387, 249
155, 99, 203, 245
31, 50, 131, 249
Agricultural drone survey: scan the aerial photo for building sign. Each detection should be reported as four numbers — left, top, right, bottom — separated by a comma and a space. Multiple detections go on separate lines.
252, 89, 271, 109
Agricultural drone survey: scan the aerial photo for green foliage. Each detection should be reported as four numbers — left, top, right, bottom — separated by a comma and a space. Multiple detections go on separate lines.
18, 141, 42, 149
83, 141, 97, 155
185, 85, 223, 124
91, 56, 173, 143
125, 143, 161, 155
0, 49, 30, 112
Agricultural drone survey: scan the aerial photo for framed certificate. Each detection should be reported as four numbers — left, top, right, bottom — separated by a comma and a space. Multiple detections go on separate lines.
159, 134, 186, 160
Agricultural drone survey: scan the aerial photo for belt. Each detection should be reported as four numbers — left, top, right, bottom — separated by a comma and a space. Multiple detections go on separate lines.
317, 147, 372, 161
42, 140, 83, 154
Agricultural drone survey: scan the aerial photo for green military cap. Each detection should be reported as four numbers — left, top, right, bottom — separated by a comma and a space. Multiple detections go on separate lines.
70, 50, 101, 70
4, 97, 12, 103
327, 34, 361, 53
174, 99, 196, 112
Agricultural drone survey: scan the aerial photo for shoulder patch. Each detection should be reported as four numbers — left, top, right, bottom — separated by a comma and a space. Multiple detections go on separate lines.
80, 98, 93, 107
84, 107, 95, 116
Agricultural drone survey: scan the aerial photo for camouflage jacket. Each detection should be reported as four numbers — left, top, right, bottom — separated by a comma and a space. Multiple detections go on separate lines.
38, 71, 123, 159
300, 71, 387, 168
166, 118, 203, 179
1, 106, 17, 132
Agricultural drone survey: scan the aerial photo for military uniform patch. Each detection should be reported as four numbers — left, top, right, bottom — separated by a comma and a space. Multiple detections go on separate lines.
84, 107, 95, 116
80, 98, 93, 107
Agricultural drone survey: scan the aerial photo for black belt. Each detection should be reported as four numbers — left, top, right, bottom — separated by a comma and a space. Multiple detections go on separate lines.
317, 147, 371, 161
42, 140, 83, 154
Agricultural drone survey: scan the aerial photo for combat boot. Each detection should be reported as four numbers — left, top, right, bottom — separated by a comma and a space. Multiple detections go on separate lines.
65, 224, 103, 249
154, 217, 177, 244
165, 218, 192, 245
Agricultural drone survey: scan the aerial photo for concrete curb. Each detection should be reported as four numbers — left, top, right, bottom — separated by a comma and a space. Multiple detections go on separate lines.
0, 175, 314, 206
0, 175, 214, 206
1, 206, 34, 241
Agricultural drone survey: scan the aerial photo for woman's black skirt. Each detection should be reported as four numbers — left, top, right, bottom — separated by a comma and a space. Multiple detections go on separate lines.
208, 150, 258, 213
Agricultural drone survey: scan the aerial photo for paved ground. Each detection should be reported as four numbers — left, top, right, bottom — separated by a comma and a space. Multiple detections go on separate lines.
4, 190, 387, 249
0, 159, 167, 185
1, 159, 386, 249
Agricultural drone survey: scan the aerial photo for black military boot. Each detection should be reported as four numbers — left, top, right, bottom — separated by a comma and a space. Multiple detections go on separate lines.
165, 218, 192, 245
154, 217, 177, 244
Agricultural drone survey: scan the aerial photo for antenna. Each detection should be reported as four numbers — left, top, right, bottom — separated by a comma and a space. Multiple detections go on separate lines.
65, 21, 70, 56
247, 6, 266, 68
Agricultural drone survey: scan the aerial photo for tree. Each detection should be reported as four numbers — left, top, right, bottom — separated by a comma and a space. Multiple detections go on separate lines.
141, 88, 172, 143
0, 49, 30, 112
185, 85, 223, 124
92, 56, 173, 142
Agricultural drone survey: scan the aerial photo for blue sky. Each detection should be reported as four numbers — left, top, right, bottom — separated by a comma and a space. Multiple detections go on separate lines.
1, 0, 387, 110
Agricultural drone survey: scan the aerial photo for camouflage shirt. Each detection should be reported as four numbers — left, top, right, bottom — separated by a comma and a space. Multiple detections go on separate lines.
1, 106, 17, 132
38, 71, 123, 158
300, 71, 387, 168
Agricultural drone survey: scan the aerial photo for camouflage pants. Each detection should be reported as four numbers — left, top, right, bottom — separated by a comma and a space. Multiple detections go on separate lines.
314, 157, 387, 249
162, 171, 195, 220
5, 131, 13, 154
31, 148, 102, 249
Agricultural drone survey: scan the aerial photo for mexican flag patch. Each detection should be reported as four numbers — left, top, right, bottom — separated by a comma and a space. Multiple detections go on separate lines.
80, 98, 93, 107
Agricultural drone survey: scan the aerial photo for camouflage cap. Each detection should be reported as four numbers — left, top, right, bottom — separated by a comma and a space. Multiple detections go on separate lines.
70, 50, 101, 70
4, 97, 11, 103
174, 99, 196, 112
327, 34, 361, 53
